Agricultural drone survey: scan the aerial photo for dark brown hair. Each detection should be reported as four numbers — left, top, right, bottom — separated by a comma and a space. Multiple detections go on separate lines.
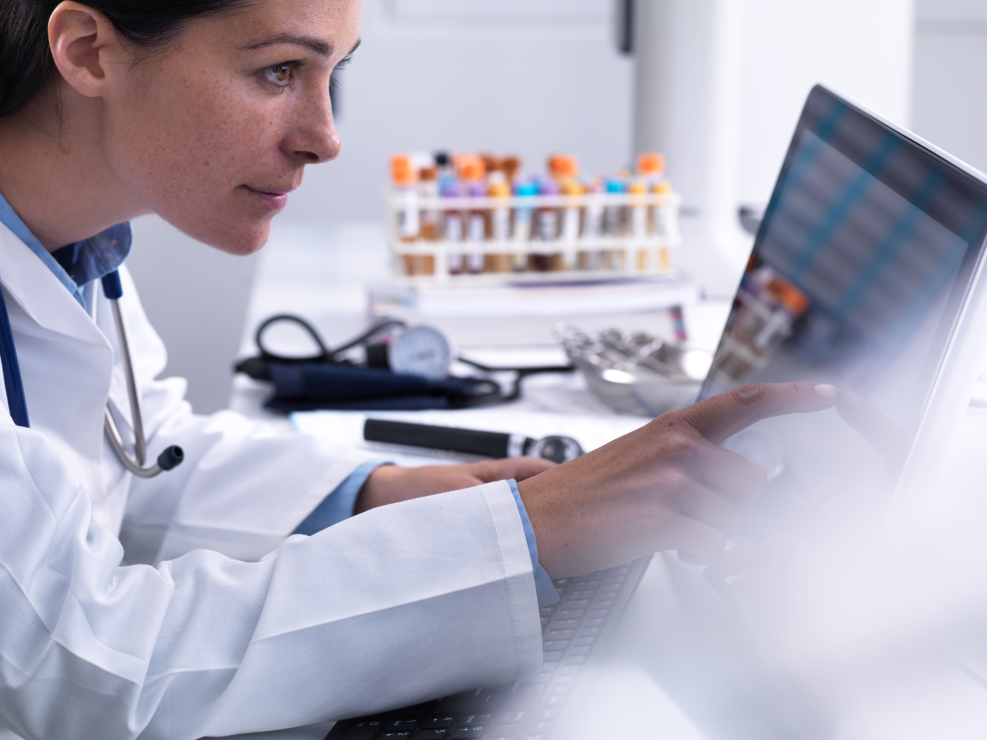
0, 1, 249, 118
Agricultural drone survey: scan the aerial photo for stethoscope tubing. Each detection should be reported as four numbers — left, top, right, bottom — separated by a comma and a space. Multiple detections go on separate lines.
0, 267, 179, 476
0, 275, 29, 428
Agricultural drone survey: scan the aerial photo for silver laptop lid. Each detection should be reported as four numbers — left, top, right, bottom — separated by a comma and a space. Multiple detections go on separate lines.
698, 84, 987, 531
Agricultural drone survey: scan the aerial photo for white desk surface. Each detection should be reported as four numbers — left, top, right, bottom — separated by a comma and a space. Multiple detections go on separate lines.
225, 222, 987, 739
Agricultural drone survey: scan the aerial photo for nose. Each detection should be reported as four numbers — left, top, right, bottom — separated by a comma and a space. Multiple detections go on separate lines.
282, 87, 341, 165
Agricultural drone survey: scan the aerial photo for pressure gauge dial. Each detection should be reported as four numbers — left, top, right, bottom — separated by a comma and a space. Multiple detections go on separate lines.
387, 325, 454, 380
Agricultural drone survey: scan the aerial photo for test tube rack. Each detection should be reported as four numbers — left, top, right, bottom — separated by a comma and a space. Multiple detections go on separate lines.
384, 189, 683, 286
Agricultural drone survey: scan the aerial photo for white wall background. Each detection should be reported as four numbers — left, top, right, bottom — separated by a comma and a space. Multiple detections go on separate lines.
127, 0, 987, 414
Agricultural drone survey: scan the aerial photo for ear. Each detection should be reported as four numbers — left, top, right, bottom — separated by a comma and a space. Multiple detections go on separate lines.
48, 2, 130, 99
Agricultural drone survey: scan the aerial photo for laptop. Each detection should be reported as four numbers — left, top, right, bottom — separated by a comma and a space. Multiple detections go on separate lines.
324, 84, 987, 740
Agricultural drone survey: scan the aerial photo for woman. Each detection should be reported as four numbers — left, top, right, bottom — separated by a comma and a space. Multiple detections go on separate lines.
0, 1, 835, 738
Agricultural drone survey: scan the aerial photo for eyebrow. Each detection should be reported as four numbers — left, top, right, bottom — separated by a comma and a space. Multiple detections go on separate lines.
242, 35, 361, 60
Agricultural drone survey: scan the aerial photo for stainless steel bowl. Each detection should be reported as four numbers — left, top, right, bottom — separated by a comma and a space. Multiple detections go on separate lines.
554, 324, 713, 417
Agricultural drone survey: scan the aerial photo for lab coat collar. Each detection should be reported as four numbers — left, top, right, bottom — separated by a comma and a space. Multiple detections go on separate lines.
0, 220, 110, 351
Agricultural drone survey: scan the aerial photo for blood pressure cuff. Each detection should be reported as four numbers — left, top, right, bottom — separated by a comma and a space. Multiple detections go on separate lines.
261, 362, 497, 412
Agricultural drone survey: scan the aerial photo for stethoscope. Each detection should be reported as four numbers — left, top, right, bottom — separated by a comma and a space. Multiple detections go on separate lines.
0, 270, 183, 478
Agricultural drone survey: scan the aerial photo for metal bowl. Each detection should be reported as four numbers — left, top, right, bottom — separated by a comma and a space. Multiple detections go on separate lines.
555, 324, 712, 417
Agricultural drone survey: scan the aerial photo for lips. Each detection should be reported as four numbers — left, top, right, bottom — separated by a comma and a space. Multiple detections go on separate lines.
243, 185, 292, 210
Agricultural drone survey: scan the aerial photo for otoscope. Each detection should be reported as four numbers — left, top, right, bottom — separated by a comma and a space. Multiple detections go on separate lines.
363, 419, 584, 463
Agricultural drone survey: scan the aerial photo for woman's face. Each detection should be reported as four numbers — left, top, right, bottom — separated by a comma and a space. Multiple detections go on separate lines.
104, 0, 361, 254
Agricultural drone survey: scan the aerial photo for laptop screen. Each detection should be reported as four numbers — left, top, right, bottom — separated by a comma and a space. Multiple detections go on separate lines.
699, 85, 987, 509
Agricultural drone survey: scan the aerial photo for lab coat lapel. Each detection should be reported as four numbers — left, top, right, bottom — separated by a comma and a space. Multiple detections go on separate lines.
0, 221, 114, 503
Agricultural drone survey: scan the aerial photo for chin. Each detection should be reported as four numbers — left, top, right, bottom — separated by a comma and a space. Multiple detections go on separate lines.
213, 223, 272, 256
171, 215, 273, 256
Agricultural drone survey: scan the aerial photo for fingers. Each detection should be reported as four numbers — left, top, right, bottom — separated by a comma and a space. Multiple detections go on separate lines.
468, 456, 556, 484
699, 444, 768, 506
677, 484, 743, 538
674, 381, 837, 446
665, 515, 728, 564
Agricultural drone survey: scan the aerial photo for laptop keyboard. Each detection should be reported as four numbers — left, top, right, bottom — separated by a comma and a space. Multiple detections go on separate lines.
325, 559, 649, 740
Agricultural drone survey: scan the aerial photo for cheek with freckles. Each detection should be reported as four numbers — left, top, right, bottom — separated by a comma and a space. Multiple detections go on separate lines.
106, 58, 289, 254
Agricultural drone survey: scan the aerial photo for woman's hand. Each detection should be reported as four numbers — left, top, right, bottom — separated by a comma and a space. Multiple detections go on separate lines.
355, 457, 555, 514
518, 382, 838, 578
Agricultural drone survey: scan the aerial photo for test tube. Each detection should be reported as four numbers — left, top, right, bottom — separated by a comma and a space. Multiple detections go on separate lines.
466, 181, 487, 274
416, 165, 439, 276
653, 180, 676, 272
390, 155, 420, 276
531, 178, 560, 272
604, 177, 627, 271
512, 180, 537, 271
441, 180, 465, 275
628, 179, 650, 272
557, 179, 584, 271
580, 178, 605, 271
487, 179, 512, 273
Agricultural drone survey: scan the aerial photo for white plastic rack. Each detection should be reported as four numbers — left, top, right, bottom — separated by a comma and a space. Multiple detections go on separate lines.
384, 190, 683, 287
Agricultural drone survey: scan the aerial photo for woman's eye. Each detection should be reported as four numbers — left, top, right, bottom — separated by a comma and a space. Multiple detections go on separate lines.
264, 63, 297, 87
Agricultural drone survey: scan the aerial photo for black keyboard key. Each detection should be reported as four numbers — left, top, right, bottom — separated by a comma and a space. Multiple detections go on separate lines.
486, 724, 523, 737
497, 711, 530, 724
573, 579, 601, 589
546, 629, 573, 640
462, 714, 492, 726
423, 717, 456, 730
416, 731, 447, 740
568, 590, 596, 599
381, 733, 411, 740
539, 617, 549, 627
539, 662, 557, 674
587, 609, 609, 619
559, 665, 581, 675
542, 640, 568, 651
563, 654, 587, 665
573, 635, 596, 646
552, 578, 569, 588
387, 720, 419, 732
579, 626, 601, 635
567, 646, 591, 656
557, 609, 584, 619
450, 726, 485, 739
510, 684, 543, 705
345, 721, 384, 740
583, 618, 606, 628
434, 691, 504, 714
550, 619, 579, 629
593, 599, 615, 609
538, 606, 555, 617
542, 651, 563, 662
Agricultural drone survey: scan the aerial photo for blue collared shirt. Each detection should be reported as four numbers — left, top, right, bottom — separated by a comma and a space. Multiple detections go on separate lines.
0, 191, 131, 311
0, 189, 558, 608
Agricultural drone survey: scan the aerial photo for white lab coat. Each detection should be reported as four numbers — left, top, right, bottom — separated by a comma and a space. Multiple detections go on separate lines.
0, 222, 542, 740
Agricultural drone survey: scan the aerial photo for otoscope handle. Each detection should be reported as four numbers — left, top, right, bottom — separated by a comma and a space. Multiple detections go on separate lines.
363, 419, 527, 458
